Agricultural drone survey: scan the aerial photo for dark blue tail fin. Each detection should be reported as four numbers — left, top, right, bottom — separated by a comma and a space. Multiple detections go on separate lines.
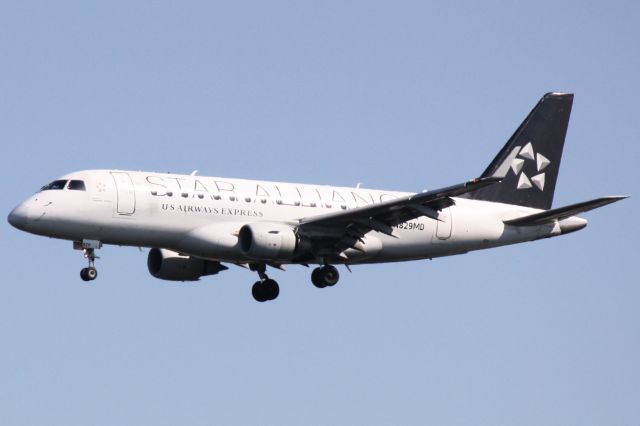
466, 92, 573, 210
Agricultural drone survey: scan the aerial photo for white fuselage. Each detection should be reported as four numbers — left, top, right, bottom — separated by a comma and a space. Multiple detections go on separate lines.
10, 169, 586, 265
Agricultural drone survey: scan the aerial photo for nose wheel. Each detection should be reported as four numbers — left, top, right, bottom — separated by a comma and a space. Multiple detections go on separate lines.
80, 266, 98, 281
74, 240, 102, 282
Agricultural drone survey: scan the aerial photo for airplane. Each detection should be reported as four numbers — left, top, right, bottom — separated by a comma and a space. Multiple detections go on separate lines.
7, 92, 627, 302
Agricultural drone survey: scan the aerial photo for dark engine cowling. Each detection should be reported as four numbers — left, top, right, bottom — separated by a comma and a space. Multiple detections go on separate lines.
238, 223, 298, 260
147, 248, 227, 281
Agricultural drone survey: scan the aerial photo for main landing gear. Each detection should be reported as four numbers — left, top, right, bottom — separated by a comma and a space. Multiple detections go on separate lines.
250, 264, 280, 302
248, 263, 341, 302
74, 240, 102, 282
311, 265, 340, 288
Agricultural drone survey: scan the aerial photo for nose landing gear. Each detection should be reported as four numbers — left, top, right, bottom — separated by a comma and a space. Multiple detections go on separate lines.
74, 240, 102, 282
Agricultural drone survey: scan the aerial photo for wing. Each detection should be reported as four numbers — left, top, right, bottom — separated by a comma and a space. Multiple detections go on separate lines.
296, 176, 500, 258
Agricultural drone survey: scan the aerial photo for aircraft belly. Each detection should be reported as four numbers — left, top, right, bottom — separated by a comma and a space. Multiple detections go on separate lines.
370, 210, 506, 262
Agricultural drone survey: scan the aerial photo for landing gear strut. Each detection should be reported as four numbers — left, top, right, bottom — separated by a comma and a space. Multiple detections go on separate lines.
250, 264, 279, 302
311, 264, 339, 288
74, 240, 101, 282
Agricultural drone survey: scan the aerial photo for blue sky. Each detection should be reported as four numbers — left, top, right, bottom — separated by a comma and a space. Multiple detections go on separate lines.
1, 1, 638, 425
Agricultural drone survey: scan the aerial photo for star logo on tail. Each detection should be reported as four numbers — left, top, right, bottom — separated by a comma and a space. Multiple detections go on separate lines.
510, 142, 550, 191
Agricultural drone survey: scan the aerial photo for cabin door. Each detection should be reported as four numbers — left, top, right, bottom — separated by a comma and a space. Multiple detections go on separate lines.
436, 207, 452, 240
111, 172, 136, 215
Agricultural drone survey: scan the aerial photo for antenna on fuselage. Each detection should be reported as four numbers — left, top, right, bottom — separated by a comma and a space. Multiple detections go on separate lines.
190, 170, 198, 176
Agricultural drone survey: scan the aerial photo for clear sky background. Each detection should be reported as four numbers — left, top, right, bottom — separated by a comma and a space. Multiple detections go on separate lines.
1, 1, 638, 425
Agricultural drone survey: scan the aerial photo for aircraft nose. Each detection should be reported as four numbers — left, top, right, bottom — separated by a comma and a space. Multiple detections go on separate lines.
8, 203, 29, 230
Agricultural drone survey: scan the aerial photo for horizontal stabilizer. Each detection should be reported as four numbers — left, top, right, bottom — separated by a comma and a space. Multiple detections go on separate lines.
504, 196, 628, 226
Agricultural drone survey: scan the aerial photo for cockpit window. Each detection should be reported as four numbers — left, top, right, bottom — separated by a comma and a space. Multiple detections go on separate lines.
40, 180, 68, 191
68, 180, 86, 191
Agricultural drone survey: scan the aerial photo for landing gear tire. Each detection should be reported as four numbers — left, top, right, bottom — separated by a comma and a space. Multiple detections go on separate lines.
76, 241, 101, 282
264, 279, 280, 300
252, 279, 280, 302
86, 267, 98, 280
322, 265, 339, 286
311, 265, 340, 288
311, 268, 327, 288
80, 267, 98, 282
252, 281, 267, 302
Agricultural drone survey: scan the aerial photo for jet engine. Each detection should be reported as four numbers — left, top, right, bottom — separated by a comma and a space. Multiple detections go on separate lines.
147, 248, 227, 281
238, 223, 299, 260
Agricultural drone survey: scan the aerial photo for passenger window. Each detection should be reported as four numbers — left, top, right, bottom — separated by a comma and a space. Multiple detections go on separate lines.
68, 180, 86, 191
40, 180, 68, 191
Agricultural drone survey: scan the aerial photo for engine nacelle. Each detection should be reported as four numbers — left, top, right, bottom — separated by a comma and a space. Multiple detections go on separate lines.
147, 248, 227, 281
238, 223, 298, 260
